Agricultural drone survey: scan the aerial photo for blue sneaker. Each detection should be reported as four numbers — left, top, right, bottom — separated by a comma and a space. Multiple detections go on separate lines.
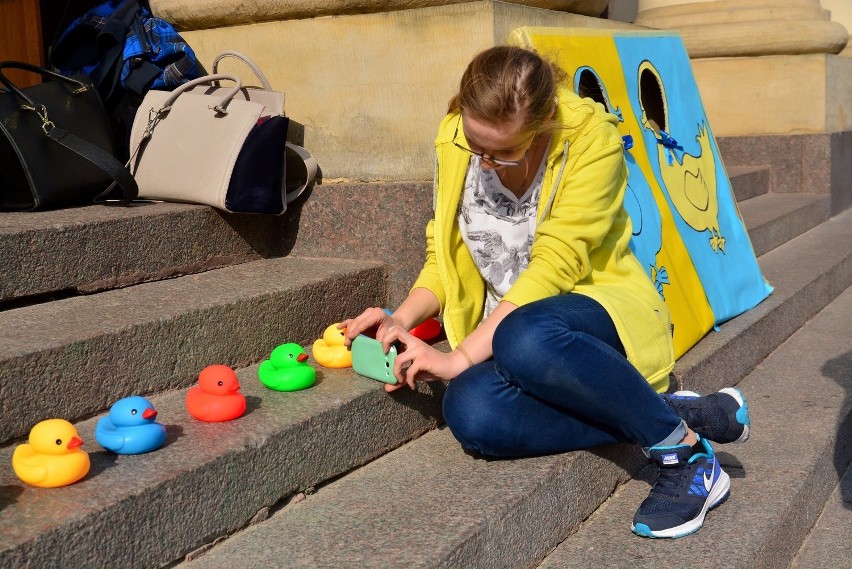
632, 436, 730, 538
664, 387, 750, 444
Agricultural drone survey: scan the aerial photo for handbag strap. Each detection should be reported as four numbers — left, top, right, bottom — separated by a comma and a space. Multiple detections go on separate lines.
159, 73, 242, 113
47, 125, 139, 203
210, 51, 273, 90
0, 61, 90, 106
0, 61, 139, 204
129, 74, 244, 173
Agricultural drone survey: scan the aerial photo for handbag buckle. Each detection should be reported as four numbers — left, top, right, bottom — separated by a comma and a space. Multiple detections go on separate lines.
20, 103, 55, 135
142, 107, 166, 140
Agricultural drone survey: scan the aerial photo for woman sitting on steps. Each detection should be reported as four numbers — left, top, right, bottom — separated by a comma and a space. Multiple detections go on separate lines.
341, 45, 750, 539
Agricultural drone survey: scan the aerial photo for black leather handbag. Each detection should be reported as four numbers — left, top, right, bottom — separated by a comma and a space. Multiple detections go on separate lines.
0, 61, 138, 211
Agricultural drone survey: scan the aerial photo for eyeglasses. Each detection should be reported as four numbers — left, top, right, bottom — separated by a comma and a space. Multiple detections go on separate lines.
452, 115, 534, 167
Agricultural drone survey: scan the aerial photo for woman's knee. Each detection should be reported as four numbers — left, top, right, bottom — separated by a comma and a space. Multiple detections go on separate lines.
443, 369, 503, 456
492, 303, 548, 362
492, 301, 569, 379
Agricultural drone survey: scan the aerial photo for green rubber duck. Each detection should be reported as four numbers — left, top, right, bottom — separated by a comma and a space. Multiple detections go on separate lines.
258, 343, 316, 392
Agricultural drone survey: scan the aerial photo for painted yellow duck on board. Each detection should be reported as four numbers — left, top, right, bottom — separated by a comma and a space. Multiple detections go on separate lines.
638, 60, 725, 253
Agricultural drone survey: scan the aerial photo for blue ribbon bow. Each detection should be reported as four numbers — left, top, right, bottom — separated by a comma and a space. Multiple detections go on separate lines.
657, 130, 683, 166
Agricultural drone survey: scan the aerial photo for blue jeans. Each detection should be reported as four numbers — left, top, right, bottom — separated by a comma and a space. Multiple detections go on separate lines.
442, 294, 685, 458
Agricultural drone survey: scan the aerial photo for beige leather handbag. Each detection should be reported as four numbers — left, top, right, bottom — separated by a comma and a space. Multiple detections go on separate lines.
128, 73, 292, 214
190, 51, 317, 206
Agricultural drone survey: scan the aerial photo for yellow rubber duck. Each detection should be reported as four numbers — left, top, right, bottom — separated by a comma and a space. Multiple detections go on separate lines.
258, 343, 317, 392
312, 323, 352, 368
12, 419, 90, 488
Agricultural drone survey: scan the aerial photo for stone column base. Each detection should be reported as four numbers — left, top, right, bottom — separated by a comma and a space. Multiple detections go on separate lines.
181, 1, 633, 181
692, 53, 852, 137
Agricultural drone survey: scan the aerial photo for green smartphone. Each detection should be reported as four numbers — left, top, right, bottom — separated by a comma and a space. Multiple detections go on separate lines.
351, 335, 398, 384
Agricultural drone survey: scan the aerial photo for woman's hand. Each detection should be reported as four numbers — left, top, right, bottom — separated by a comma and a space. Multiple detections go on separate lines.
380, 325, 469, 392
339, 307, 402, 347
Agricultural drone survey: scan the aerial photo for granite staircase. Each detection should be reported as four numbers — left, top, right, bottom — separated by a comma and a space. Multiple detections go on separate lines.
0, 136, 850, 568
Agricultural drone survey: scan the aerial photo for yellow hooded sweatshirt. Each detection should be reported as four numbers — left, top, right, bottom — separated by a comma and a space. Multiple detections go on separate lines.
411, 87, 675, 392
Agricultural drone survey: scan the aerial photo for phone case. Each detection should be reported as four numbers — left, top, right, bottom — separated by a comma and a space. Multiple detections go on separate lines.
351, 335, 398, 384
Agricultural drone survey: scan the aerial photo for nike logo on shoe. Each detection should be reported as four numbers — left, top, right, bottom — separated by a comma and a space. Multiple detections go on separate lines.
703, 470, 714, 493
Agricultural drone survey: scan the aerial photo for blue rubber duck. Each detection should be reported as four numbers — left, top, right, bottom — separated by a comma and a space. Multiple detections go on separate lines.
258, 343, 316, 392
95, 395, 167, 455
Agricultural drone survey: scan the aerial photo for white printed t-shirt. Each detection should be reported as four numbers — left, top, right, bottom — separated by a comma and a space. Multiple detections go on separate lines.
458, 153, 548, 318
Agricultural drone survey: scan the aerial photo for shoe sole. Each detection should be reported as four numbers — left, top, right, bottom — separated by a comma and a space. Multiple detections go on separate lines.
631, 468, 732, 539
672, 387, 751, 444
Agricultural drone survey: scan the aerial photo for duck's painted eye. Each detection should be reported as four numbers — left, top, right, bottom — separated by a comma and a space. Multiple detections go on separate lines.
288, 353, 294, 359
131, 409, 138, 415
55, 439, 62, 445
217, 381, 223, 386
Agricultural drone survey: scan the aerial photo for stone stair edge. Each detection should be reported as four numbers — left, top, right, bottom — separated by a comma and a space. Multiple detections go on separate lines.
737, 193, 830, 257
0, 255, 389, 447
177, 429, 645, 569
788, 462, 852, 568
535, 283, 852, 569
726, 164, 771, 202
0, 202, 276, 304
0, 358, 446, 569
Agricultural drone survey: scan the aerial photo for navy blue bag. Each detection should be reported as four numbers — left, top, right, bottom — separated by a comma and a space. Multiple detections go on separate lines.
50, 0, 204, 158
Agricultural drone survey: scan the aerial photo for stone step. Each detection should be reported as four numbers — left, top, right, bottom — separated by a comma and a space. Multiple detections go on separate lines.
0, 256, 387, 447
164, 211, 852, 568
284, 166, 778, 309
536, 285, 852, 568
0, 358, 446, 569
0, 202, 287, 306
0, 159, 830, 569
727, 164, 770, 202
788, 463, 852, 568
738, 192, 830, 256
0, 157, 769, 310
670, 207, 852, 396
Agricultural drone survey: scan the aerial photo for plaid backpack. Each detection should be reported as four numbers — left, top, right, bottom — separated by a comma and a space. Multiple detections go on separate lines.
50, 0, 204, 158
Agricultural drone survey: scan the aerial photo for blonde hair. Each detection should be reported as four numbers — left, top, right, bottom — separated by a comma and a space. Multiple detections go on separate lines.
448, 46, 565, 135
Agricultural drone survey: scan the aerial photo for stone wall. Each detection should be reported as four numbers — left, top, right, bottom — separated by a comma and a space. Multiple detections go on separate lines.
151, 0, 608, 30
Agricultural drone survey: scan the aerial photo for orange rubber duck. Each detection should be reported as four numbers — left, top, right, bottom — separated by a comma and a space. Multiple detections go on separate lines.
185, 365, 247, 422
12, 419, 90, 488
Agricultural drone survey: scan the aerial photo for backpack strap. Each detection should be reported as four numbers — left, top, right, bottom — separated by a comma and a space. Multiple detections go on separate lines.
122, 9, 162, 97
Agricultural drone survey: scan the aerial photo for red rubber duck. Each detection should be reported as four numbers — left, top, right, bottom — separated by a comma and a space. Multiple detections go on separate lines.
410, 318, 442, 342
186, 365, 247, 422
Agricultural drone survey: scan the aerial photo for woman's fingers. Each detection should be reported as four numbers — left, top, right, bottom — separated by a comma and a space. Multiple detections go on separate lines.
404, 360, 422, 389
341, 307, 388, 345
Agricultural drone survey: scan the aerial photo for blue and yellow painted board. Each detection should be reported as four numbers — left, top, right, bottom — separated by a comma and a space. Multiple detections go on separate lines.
509, 27, 772, 357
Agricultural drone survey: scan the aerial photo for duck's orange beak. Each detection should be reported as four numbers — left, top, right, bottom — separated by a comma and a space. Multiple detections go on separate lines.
142, 408, 157, 420
67, 436, 83, 449
297, 353, 309, 363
